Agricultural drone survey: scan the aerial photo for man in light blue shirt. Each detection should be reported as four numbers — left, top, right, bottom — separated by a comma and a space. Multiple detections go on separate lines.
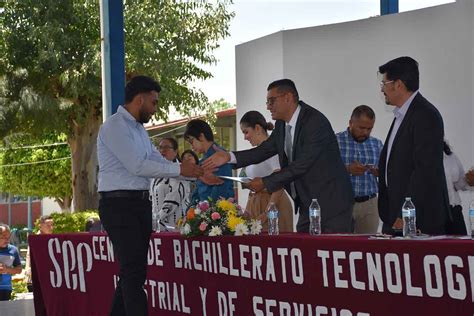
97, 75, 203, 316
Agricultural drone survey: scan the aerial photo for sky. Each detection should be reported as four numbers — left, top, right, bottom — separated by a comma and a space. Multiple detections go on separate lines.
194, 0, 455, 105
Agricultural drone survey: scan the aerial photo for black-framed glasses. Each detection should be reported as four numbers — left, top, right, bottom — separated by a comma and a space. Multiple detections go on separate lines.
266, 94, 286, 106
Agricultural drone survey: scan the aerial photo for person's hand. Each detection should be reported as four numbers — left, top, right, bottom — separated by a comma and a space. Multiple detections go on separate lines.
465, 169, 474, 186
202, 145, 231, 170
180, 161, 204, 178
367, 165, 379, 177
247, 177, 265, 193
199, 173, 224, 185
241, 183, 250, 190
347, 161, 369, 176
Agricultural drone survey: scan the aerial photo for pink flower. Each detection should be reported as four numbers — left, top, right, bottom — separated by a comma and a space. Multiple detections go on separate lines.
228, 197, 235, 203
199, 222, 208, 231
211, 212, 221, 220
198, 201, 210, 211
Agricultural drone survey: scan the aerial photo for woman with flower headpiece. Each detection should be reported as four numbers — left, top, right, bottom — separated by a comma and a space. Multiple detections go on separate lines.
240, 111, 293, 232
184, 119, 234, 203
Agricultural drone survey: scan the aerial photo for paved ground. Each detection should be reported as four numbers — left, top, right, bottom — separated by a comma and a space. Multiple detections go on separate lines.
0, 293, 35, 316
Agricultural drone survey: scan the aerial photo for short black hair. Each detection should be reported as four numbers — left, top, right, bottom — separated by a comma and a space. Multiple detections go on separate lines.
378, 56, 419, 92
125, 75, 161, 104
184, 119, 214, 142
181, 149, 199, 164
351, 105, 375, 120
267, 79, 299, 101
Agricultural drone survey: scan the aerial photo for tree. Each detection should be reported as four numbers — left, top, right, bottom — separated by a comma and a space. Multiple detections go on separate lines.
0, 1, 234, 211
210, 98, 234, 111
0, 134, 72, 210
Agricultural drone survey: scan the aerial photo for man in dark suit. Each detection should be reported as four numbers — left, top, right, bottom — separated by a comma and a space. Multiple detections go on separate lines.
378, 56, 450, 235
203, 79, 354, 233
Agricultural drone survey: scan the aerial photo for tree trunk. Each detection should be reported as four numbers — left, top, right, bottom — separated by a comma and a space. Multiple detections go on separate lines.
69, 114, 101, 211
55, 196, 72, 212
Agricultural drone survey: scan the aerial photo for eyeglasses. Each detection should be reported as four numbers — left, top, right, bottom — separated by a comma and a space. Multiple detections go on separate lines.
0, 234, 10, 240
380, 80, 394, 88
158, 145, 175, 151
266, 94, 286, 106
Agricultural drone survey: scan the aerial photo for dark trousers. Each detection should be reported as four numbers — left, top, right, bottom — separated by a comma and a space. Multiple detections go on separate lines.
446, 205, 467, 235
99, 197, 152, 316
0, 290, 12, 301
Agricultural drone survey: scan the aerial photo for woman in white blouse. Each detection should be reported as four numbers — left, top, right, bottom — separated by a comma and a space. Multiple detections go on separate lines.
443, 141, 474, 234
150, 138, 191, 231
240, 111, 293, 232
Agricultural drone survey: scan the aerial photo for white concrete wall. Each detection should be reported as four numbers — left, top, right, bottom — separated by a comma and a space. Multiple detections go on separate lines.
235, 0, 474, 227
235, 32, 284, 207
42, 198, 62, 215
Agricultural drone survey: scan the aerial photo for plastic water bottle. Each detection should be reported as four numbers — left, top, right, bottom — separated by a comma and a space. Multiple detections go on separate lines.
402, 197, 416, 237
152, 211, 160, 232
469, 200, 474, 239
309, 198, 321, 235
267, 202, 279, 235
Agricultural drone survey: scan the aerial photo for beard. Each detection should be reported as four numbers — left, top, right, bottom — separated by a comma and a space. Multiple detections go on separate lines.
350, 130, 368, 143
138, 109, 151, 124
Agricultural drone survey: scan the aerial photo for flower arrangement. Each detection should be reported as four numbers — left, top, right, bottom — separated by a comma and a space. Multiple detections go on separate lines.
179, 198, 262, 237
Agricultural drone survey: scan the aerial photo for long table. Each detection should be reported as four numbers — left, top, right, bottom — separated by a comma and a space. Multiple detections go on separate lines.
30, 232, 474, 316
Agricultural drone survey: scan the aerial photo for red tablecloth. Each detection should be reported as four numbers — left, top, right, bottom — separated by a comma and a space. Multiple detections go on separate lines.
30, 232, 474, 315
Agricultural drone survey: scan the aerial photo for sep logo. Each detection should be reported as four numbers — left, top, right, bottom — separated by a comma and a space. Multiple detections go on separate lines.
48, 238, 93, 293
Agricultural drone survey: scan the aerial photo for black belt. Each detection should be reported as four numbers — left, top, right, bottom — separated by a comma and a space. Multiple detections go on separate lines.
354, 193, 377, 203
99, 190, 149, 200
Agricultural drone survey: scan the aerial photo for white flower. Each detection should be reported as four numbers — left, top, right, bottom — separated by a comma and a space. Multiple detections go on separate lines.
249, 220, 262, 235
234, 223, 249, 236
181, 223, 191, 235
208, 226, 223, 236
194, 207, 202, 215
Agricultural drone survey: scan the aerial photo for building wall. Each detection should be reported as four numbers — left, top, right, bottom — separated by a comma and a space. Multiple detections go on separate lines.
0, 201, 41, 227
42, 198, 63, 215
235, 32, 285, 207
235, 0, 474, 223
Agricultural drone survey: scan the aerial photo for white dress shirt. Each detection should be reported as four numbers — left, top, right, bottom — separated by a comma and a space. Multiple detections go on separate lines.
286, 105, 301, 144
97, 106, 180, 191
385, 91, 418, 185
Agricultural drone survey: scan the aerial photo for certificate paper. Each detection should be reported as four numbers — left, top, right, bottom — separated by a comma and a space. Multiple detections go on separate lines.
0, 254, 14, 267
218, 176, 253, 184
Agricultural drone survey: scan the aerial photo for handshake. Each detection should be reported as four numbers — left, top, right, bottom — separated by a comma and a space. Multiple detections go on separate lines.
179, 161, 224, 185
178, 147, 232, 185
178, 145, 267, 191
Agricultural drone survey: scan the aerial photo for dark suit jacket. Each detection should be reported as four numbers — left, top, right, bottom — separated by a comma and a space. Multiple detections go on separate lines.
234, 102, 354, 233
378, 93, 450, 234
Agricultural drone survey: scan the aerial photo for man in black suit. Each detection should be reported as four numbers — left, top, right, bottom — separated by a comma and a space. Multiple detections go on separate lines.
203, 79, 354, 233
378, 56, 450, 235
